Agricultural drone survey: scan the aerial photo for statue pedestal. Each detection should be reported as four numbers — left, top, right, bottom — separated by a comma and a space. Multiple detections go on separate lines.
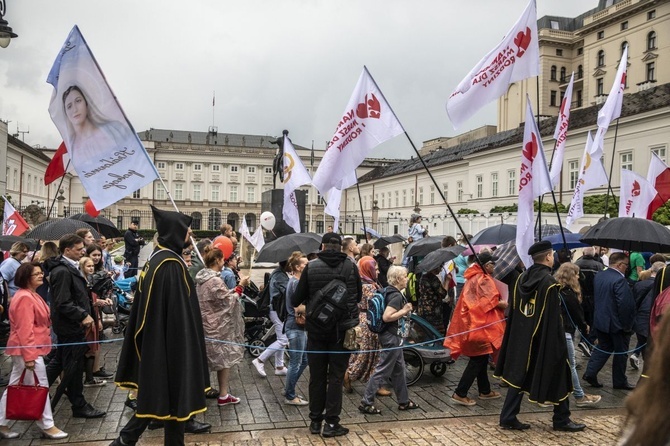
261, 189, 307, 240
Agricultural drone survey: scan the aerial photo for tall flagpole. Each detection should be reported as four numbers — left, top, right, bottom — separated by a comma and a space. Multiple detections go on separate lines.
603, 119, 621, 217
310, 140, 314, 232
46, 160, 71, 220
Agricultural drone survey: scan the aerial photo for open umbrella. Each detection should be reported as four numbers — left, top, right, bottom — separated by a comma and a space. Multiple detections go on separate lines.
0, 235, 38, 251
68, 213, 122, 239
470, 224, 516, 245
461, 244, 496, 256
373, 234, 406, 249
404, 236, 444, 258
543, 233, 590, 250
580, 217, 670, 252
361, 227, 381, 238
492, 240, 522, 281
416, 246, 465, 274
24, 219, 100, 241
539, 224, 572, 240
256, 233, 322, 263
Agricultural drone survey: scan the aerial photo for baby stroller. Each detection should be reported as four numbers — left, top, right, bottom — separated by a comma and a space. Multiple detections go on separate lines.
403, 313, 452, 386
89, 271, 133, 335
241, 282, 278, 358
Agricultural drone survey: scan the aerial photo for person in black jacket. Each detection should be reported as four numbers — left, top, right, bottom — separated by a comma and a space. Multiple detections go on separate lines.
123, 219, 145, 278
574, 247, 605, 355
45, 234, 106, 419
292, 232, 361, 439
374, 247, 393, 288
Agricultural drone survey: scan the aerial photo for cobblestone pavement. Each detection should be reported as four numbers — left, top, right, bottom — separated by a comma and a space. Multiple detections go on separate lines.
0, 246, 637, 445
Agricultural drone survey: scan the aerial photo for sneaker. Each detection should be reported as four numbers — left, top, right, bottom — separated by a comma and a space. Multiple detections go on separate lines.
252, 358, 267, 377
275, 367, 288, 376
285, 396, 309, 406
309, 421, 322, 435
575, 394, 602, 407
217, 394, 241, 406
84, 378, 107, 387
578, 341, 592, 358
93, 367, 114, 379
629, 354, 641, 370
322, 423, 349, 438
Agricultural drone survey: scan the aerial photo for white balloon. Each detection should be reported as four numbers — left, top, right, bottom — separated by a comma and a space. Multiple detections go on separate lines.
260, 211, 276, 230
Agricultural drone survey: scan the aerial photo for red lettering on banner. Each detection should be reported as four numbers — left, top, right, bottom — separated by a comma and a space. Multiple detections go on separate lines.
518, 171, 532, 191
336, 127, 363, 152
625, 199, 633, 215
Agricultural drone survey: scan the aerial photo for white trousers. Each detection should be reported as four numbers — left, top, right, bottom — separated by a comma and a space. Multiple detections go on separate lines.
258, 310, 289, 367
0, 356, 54, 430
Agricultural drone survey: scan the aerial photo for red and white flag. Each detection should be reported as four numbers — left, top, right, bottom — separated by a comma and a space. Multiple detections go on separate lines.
593, 45, 628, 153
619, 169, 657, 218
282, 136, 311, 233
2, 197, 29, 236
47, 26, 158, 210
646, 152, 670, 218
549, 72, 574, 188
566, 132, 609, 225
44, 141, 68, 185
516, 96, 552, 268
446, 0, 539, 129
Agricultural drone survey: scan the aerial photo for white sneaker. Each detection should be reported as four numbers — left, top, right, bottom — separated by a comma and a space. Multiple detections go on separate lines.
252, 358, 267, 377
629, 354, 641, 370
275, 367, 288, 376
575, 394, 602, 407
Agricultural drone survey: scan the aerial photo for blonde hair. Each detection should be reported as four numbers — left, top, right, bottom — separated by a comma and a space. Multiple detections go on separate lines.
554, 262, 581, 301
79, 256, 94, 278
387, 265, 408, 288
286, 251, 306, 273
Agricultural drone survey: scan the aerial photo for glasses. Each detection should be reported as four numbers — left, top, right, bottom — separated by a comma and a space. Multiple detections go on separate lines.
182, 250, 192, 256
31, 272, 45, 277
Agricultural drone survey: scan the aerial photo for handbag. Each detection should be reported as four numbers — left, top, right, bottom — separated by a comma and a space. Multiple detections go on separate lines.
295, 311, 306, 327
343, 326, 361, 351
6, 369, 49, 420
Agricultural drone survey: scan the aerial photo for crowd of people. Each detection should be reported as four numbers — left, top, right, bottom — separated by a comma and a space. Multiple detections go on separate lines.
0, 211, 669, 444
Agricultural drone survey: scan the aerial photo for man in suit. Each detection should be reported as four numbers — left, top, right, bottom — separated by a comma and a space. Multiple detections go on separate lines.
583, 251, 637, 390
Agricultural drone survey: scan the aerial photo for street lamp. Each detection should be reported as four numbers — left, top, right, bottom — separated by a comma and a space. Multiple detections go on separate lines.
0, 1, 18, 48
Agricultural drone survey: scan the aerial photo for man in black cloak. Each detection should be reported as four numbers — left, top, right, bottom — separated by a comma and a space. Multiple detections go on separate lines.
111, 206, 211, 446
494, 240, 585, 432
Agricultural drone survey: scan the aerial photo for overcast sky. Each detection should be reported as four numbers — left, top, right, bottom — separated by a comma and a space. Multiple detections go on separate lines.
1, 0, 590, 159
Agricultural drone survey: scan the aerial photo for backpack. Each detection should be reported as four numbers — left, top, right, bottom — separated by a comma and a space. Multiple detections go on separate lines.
306, 260, 354, 331
255, 272, 273, 316
367, 288, 389, 333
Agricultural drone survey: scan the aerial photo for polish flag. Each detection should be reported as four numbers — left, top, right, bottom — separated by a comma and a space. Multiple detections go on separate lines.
646, 152, 670, 218
44, 141, 68, 185
2, 198, 30, 236
549, 72, 574, 188
516, 96, 552, 268
619, 169, 657, 218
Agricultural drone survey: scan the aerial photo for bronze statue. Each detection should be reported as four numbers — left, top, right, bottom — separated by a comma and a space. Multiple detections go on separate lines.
270, 129, 289, 189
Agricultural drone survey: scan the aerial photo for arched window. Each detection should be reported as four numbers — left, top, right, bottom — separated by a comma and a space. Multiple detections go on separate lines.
191, 212, 202, 230
550, 65, 557, 81
208, 208, 221, 231
647, 31, 657, 50
621, 41, 628, 55
578, 65, 583, 79
560, 67, 567, 82
597, 50, 605, 67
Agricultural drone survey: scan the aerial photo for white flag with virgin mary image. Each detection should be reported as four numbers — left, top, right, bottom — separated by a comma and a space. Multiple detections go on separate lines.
47, 26, 158, 210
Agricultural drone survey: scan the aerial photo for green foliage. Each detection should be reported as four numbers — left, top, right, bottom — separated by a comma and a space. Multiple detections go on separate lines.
651, 201, 670, 225
456, 208, 479, 215
490, 204, 517, 213
581, 194, 618, 216
534, 200, 568, 213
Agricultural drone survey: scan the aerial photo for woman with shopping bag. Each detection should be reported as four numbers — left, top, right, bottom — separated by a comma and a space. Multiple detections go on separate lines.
0, 262, 68, 440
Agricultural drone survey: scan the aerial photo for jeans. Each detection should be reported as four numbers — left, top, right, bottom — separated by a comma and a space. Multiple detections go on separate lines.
285, 328, 308, 400
565, 333, 584, 398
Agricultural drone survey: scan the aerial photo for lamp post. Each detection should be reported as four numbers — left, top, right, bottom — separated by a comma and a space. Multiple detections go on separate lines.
0, 1, 18, 48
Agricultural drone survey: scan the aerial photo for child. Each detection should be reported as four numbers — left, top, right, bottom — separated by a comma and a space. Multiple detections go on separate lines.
112, 255, 128, 281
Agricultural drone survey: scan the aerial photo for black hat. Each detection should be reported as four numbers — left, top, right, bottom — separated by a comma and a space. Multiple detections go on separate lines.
131, 219, 140, 225
322, 232, 342, 245
477, 252, 494, 265
528, 240, 552, 256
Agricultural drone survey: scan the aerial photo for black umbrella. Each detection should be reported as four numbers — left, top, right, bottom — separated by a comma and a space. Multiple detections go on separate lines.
0, 235, 38, 251
404, 236, 444, 258
373, 234, 406, 249
68, 213, 122, 239
416, 246, 465, 274
538, 224, 572, 240
470, 224, 516, 245
580, 217, 670, 252
256, 233, 322, 263
24, 219, 101, 241
492, 240, 522, 281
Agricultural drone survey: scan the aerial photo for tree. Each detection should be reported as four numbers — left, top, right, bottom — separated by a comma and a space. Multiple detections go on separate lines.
456, 208, 479, 215
490, 204, 517, 213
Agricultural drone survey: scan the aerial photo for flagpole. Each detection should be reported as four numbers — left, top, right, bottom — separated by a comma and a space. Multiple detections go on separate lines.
46, 160, 71, 221
535, 77, 543, 241
355, 180, 367, 242
603, 119, 621, 218
310, 140, 314, 232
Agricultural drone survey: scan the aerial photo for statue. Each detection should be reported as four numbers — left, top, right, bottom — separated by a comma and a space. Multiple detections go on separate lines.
22, 204, 47, 226
270, 130, 289, 189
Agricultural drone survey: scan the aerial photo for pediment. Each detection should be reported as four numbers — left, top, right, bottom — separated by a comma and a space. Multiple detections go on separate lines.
592, 68, 607, 77
642, 52, 658, 62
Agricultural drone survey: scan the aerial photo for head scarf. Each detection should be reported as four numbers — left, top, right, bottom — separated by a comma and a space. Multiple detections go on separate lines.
358, 256, 379, 288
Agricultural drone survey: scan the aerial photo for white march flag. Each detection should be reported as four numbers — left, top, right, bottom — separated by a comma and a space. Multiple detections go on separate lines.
566, 132, 609, 225
324, 187, 343, 232
593, 45, 628, 153
549, 72, 574, 188
47, 26, 158, 210
516, 96, 553, 268
239, 216, 265, 252
619, 169, 657, 218
282, 136, 312, 233
239, 216, 252, 243
312, 66, 404, 197
446, 0, 539, 129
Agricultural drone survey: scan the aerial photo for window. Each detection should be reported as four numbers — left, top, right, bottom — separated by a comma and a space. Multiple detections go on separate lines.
648, 10, 656, 20
457, 181, 463, 202
597, 50, 605, 67
491, 173, 498, 197
556, 49, 563, 56
410, 188, 415, 205
651, 146, 667, 163
621, 152, 633, 171
430, 186, 435, 205
550, 90, 557, 106
476, 175, 483, 198
621, 41, 628, 56
597, 78, 604, 95
403, 190, 407, 206
230, 165, 238, 173
229, 185, 238, 202
156, 161, 166, 169
647, 31, 657, 50
395, 191, 399, 207
508, 170, 516, 195
175, 163, 184, 171
569, 160, 579, 189
577, 47, 583, 55
27, 174, 30, 190
247, 186, 255, 202
550, 20, 559, 30
132, 189, 140, 199
560, 67, 566, 82
578, 65, 583, 79
560, 90, 565, 104
211, 164, 220, 172
247, 166, 256, 173
382, 194, 385, 208
419, 187, 424, 205
193, 163, 202, 171
577, 90, 583, 107
265, 167, 273, 174
12, 169, 17, 189
597, 30, 604, 40
550, 65, 557, 81
174, 183, 183, 200
211, 185, 220, 201
647, 62, 656, 81
155, 184, 165, 200
192, 184, 201, 201
442, 183, 448, 202
621, 21, 628, 31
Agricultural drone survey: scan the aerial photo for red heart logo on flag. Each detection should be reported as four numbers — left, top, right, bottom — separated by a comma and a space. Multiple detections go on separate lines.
356, 94, 382, 120
356, 101, 368, 119
631, 180, 641, 197
523, 133, 538, 162
514, 27, 532, 57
